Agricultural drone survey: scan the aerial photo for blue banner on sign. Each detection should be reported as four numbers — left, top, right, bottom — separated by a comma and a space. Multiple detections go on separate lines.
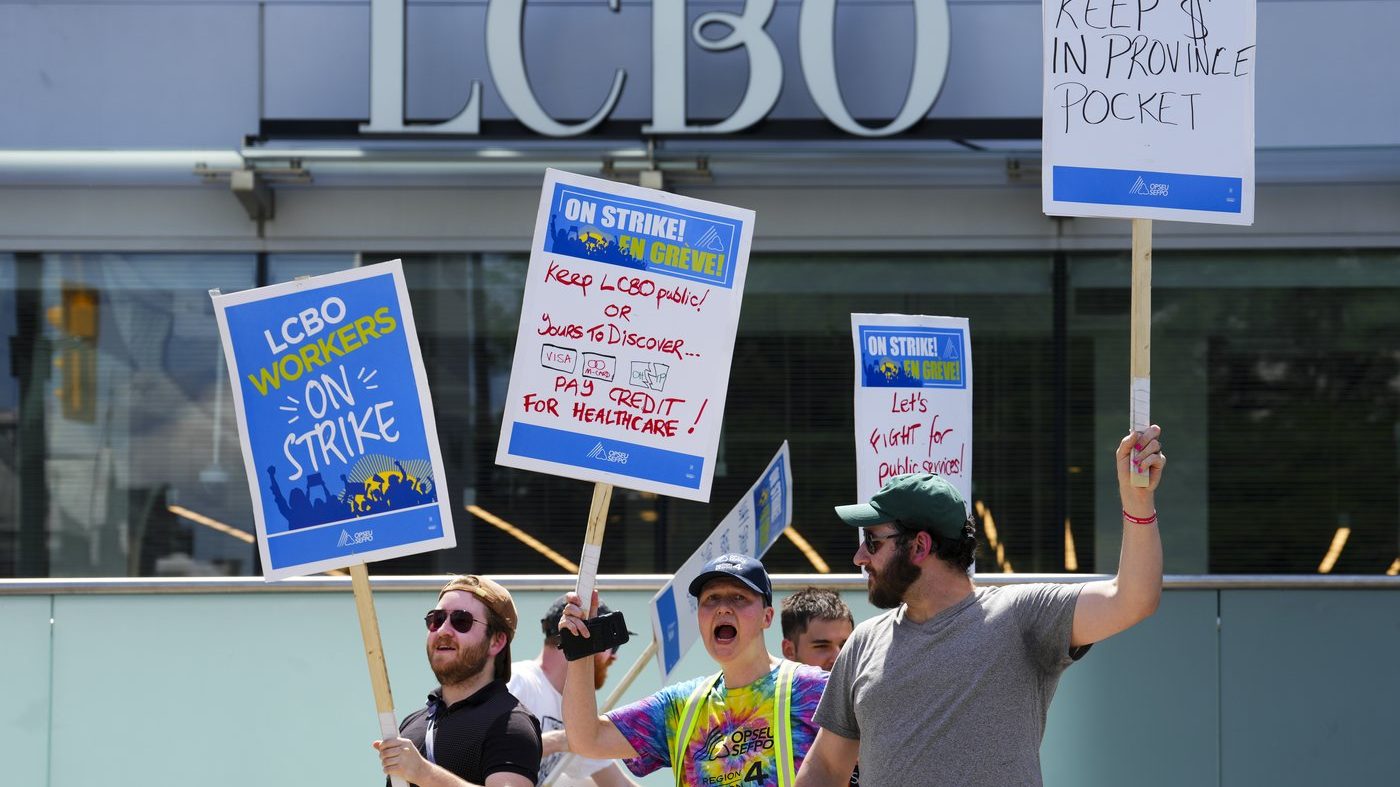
657, 585, 682, 674
266, 504, 443, 569
222, 273, 439, 542
753, 459, 786, 553
543, 182, 741, 288
507, 422, 705, 489
1053, 166, 1243, 214
857, 326, 967, 389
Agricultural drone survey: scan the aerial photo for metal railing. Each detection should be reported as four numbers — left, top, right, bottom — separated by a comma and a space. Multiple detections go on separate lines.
1, 573, 1396, 595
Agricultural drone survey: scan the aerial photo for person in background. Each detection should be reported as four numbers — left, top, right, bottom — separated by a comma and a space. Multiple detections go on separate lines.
779, 587, 854, 672
780, 587, 859, 785
508, 593, 641, 787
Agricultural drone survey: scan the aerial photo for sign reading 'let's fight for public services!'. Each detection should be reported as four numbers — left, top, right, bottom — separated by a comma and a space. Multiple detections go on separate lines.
496, 169, 754, 502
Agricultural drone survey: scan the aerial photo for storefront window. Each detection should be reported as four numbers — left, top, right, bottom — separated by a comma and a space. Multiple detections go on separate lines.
1071, 250, 1400, 575
2, 250, 1396, 578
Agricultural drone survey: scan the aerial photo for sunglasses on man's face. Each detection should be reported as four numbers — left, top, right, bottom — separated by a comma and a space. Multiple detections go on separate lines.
425, 609, 478, 634
862, 529, 905, 555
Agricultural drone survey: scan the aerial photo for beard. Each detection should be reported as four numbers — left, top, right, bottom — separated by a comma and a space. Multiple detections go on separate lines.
429, 635, 492, 686
594, 656, 610, 690
868, 542, 921, 609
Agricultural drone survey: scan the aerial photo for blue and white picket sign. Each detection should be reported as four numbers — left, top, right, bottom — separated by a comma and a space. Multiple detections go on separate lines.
495, 168, 754, 502
212, 260, 455, 580
851, 314, 973, 507
648, 443, 792, 682
1041, 0, 1256, 225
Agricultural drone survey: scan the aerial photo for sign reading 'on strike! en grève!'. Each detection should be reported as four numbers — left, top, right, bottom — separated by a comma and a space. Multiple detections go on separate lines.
496, 169, 754, 502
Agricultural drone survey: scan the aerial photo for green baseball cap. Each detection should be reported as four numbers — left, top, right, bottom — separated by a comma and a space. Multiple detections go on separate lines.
835, 473, 968, 540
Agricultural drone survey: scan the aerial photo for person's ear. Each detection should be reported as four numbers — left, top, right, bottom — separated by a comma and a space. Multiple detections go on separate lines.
489, 630, 508, 657
781, 638, 797, 661
910, 531, 934, 563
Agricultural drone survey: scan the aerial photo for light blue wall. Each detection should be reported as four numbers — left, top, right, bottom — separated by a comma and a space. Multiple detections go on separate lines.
0, 596, 51, 787
2, 580, 1397, 786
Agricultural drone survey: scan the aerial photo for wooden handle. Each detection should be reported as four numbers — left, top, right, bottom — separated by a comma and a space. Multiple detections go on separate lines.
351, 562, 409, 787
574, 482, 614, 605
1130, 218, 1152, 488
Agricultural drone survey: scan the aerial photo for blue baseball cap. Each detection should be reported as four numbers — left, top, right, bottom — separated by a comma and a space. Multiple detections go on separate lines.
688, 554, 773, 607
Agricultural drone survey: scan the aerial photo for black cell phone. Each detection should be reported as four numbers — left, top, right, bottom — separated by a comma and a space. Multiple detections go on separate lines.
559, 610, 631, 661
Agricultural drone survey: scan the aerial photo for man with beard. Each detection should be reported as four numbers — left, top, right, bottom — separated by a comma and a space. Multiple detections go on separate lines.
558, 554, 829, 786
374, 575, 542, 787
796, 426, 1166, 787
507, 594, 641, 786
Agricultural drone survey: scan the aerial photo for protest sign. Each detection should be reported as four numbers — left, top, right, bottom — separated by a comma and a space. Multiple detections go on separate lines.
212, 260, 454, 580
1042, 0, 1256, 225
851, 315, 972, 507
496, 169, 754, 503
649, 443, 792, 682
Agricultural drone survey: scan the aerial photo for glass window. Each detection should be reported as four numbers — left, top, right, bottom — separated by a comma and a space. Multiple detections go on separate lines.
1071, 250, 1400, 575
3, 249, 1395, 578
0, 254, 258, 576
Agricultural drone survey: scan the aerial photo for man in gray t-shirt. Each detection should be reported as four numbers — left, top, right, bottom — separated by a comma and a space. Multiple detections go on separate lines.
796, 426, 1166, 787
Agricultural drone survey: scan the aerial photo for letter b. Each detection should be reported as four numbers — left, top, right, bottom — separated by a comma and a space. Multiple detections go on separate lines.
299, 307, 325, 338
645, 0, 782, 134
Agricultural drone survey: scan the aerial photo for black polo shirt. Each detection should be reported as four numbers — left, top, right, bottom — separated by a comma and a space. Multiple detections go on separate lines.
396, 680, 541, 786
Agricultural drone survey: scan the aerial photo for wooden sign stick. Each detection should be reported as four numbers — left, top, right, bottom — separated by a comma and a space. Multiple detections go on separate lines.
350, 562, 409, 787
1130, 218, 1153, 488
575, 482, 614, 605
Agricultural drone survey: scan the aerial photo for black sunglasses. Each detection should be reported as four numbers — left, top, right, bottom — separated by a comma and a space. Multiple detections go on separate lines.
425, 609, 478, 634
862, 528, 908, 555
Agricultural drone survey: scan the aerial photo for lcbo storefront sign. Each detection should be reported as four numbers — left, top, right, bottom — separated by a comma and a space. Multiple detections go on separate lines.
363, 0, 951, 138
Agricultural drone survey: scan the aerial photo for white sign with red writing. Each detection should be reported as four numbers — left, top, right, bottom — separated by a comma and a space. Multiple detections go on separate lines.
496, 169, 754, 502
851, 314, 973, 506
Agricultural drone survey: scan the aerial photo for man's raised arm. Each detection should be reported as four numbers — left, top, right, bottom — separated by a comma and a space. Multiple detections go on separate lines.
1072, 425, 1166, 648
558, 591, 641, 760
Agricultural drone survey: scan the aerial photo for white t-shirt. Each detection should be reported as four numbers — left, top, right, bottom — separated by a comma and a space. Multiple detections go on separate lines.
508, 659, 612, 786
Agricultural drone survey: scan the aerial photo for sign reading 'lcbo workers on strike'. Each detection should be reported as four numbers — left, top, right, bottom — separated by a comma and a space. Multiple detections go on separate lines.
213, 261, 454, 580
1042, 0, 1256, 225
495, 169, 754, 502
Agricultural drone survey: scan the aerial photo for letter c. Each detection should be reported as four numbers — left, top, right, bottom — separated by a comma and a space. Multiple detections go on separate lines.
280, 316, 304, 345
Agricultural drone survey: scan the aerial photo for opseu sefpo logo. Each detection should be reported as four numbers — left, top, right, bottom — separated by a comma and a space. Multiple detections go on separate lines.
587, 442, 629, 464
1130, 176, 1170, 197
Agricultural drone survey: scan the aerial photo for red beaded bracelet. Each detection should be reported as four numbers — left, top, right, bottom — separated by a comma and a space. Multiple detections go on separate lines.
1122, 509, 1158, 525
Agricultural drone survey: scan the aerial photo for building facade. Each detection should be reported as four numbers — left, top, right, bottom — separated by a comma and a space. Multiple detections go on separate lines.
0, 0, 1397, 579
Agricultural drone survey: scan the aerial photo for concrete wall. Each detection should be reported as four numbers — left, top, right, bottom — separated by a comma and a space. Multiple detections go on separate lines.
2, 577, 1396, 786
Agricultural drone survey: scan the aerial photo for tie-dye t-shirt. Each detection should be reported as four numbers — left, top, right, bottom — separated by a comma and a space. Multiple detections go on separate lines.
606, 661, 827, 786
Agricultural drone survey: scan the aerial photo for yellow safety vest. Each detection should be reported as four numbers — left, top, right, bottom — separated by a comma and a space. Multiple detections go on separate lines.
670, 660, 799, 787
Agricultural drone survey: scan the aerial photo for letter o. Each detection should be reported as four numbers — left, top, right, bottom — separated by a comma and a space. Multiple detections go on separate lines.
322, 296, 347, 325
304, 378, 328, 419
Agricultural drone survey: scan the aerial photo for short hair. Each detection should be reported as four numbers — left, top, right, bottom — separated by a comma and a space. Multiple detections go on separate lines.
911, 517, 978, 572
438, 575, 517, 682
780, 587, 854, 641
